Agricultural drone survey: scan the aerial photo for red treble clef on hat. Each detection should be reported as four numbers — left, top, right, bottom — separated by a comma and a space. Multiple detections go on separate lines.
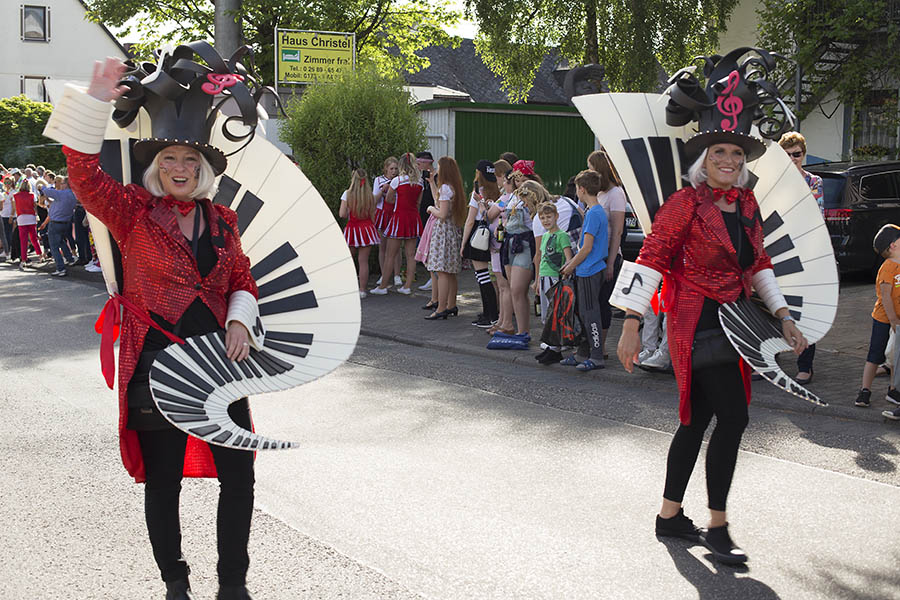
202, 73, 245, 95
716, 70, 743, 131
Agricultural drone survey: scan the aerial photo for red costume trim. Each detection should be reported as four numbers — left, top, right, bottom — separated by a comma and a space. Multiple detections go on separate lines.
635, 183, 772, 425
64, 147, 258, 483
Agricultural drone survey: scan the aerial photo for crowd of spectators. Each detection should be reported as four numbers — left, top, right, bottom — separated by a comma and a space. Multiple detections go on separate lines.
0, 162, 101, 276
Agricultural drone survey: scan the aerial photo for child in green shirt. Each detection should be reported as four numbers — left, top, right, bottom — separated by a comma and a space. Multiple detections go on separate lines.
534, 201, 574, 364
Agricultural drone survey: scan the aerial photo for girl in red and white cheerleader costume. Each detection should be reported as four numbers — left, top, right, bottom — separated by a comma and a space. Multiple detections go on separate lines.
373, 156, 401, 287
371, 152, 423, 294
340, 168, 380, 297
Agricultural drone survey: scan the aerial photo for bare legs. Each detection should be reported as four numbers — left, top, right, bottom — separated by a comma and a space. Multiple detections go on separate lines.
403, 239, 416, 289
377, 234, 402, 285
506, 264, 531, 335
353, 246, 372, 292
377, 238, 402, 290
495, 268, 513, 331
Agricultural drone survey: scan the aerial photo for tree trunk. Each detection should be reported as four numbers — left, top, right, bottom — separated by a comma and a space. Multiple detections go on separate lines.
215, 0, 243, 57
584, 0, 599, 65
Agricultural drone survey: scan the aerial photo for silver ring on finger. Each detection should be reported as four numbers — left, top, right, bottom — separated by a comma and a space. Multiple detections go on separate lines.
242, 342, 249, 346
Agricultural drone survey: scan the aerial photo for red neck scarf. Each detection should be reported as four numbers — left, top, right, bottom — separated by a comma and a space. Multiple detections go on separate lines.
711, 187, 740, 205
162, 195, 198, 216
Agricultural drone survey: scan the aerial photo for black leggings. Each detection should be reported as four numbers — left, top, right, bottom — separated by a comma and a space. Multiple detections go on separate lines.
663, 362, 749, 511
137, 401, 255, 585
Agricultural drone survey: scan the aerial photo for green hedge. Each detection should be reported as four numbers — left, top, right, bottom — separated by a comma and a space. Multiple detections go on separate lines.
279, 69, 426, 216
0, 95, 65, 172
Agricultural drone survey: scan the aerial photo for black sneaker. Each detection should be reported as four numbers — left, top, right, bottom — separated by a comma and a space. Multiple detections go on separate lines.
854, 388, 872, 407
886, 388, 900, 406
883, 406, 900, 421
701, 524, 748, 565
538, 350, 563, 365
472, 315, 494, 328
534, 349, 550, 361
655, 508, 702, 542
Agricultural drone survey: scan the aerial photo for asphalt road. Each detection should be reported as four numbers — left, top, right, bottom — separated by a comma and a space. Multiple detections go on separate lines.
1, 264, 899, 600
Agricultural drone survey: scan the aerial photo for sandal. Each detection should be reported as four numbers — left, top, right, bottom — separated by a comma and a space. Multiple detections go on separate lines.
796, 369, 813, 385
576, 359, 605, 371
559, 356, 579, 366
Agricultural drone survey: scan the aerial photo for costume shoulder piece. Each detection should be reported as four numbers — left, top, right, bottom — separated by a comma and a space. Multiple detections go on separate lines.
568, 48, 837, 407
45, 42, 361, 448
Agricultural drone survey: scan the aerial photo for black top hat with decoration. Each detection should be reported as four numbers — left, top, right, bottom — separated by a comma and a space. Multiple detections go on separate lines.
112, 41, 279, 175
665, 47, 795, 162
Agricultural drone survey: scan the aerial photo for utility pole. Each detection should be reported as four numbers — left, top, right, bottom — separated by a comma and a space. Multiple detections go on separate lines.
215, 0, 243, 57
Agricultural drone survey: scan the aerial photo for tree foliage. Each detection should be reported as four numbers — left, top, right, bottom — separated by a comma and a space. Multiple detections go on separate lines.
279, 68, 425, 216
757, 0, 900, 123
467, 0, 739, 102
0, 96, 64, 171
84, 0, 461, 84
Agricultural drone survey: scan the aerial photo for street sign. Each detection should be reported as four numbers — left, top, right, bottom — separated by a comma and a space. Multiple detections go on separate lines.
275, 28, 356, 85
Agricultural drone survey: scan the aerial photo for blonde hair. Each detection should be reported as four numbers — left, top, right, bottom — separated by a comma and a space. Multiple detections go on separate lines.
346, 168, 375, 220
515, 180, 550, 216
383, 156, 398, 175
143, 146, 218, 199
435, 156, 467, 227
779, 131, 807, 154
397, 152, 421, 183
687, 148, 750, 188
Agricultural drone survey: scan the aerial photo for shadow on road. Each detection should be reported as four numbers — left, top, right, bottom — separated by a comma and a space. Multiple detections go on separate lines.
661, 539, 781, 599
785, 412, 899, 475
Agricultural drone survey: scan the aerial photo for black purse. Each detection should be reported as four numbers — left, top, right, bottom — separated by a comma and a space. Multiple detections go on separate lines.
691, 327, 740, 370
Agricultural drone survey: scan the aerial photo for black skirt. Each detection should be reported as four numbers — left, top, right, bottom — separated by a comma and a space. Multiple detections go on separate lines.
461, 222, 491, 263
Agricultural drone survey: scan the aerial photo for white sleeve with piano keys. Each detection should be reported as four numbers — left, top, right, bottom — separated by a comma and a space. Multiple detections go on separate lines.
751, 268, 788, 315
609, 261, 663, 315
226, 290, 266, 350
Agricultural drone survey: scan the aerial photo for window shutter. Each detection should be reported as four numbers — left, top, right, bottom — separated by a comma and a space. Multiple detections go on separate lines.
46, 6, 50, 41
20, 5, 24, 41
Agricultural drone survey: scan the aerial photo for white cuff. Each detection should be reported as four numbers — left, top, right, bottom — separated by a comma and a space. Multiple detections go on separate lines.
751, 268, 788, 315
226, 290, 265, 350
42, 84, 113, 155
609, 261, 663, 314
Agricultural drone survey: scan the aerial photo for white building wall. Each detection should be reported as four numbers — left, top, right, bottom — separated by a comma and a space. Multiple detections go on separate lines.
419, 107, 451, 159
1, 0, 127, 100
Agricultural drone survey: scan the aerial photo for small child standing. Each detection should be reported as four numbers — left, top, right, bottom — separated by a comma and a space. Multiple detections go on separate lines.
856, 224, 900, 413
534, 202, 574, 364
340, 168, 380, 298
561, 169, 609, 371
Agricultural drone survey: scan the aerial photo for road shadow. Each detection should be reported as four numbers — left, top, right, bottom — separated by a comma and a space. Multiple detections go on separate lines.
785, 412, 898, 474
661, 538, 781, 600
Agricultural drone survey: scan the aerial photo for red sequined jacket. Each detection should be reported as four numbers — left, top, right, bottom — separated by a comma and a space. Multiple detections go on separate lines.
636, 183, 773, 425
64, 147, 258, 483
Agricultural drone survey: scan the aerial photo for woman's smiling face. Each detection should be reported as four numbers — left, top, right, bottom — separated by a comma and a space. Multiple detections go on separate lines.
704, 143, 745, 189
158, 145, 201, 201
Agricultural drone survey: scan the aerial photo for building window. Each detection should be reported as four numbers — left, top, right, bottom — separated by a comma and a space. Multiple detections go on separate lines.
854, 89, 899, 156
21, 5, 50, 42
21, 76, 48, 102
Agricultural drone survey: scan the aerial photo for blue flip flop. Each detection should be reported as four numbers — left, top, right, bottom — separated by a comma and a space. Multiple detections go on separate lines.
559, 356, 579, 366
576, 359, 605, 371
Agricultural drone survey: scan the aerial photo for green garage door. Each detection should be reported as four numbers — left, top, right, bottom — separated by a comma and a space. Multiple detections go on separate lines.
454, 109, 596, 195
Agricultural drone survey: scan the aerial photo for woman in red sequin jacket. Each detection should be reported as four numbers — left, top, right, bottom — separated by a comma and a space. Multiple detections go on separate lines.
56, 59, 260, 599
616, 142, 808, 565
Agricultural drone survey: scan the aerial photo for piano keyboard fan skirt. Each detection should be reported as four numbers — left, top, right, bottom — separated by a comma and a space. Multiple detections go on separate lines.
571, 92, 839, 405
139, 118, 362, 450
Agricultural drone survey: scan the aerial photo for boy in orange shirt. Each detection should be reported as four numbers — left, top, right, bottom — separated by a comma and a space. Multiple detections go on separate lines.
856, 224, 900, 412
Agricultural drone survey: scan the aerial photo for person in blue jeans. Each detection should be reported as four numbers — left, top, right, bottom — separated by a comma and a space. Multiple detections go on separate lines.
561, 169, 609, 371
72, 203, 91, 264
39, 175, 78, 276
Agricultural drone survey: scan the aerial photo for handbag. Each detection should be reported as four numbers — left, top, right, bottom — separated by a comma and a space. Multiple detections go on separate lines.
470, 220, 491, 251
691, 327, 740, 370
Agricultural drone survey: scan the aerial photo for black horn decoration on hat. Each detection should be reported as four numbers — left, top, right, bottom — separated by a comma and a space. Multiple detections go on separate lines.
664, 47, 796, 162
112, 40, 281, 175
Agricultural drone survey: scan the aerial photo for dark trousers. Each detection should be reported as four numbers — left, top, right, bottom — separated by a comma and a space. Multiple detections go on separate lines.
4, 220, 18, 261
137, 402, 255, 585
48, 220, 74, 271
73, 206, 91, 261
663, 362, 749, 511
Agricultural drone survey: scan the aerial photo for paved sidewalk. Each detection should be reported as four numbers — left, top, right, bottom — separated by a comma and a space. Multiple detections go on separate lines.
361, 264, 896, 424
11, 255, 896, 423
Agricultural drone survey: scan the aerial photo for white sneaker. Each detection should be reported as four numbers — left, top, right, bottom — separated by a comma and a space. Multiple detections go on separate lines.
376, 276, 383, 286
85, 261, 103, 272
359, 290, 367, 299
396, 287, 412, 295
394, 275, 403, 286
418, 279, 433, 291
369, 287, 387, 295
640, 349, 671, 371
636, 348, 655, 364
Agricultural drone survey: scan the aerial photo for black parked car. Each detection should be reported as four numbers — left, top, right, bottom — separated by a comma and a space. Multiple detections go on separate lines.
806, 161, 900, 274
